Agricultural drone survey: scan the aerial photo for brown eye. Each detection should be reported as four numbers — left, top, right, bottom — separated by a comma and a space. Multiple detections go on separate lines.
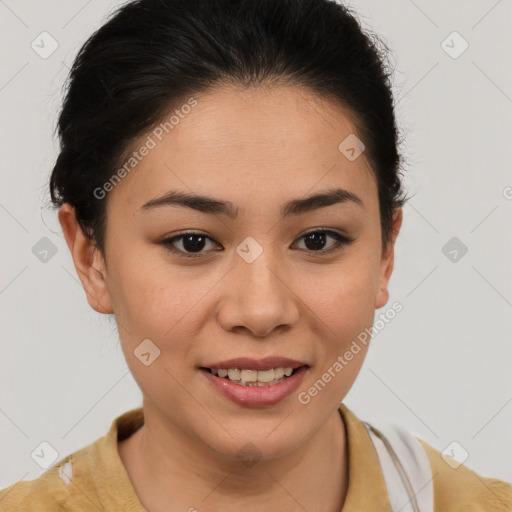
294, 229, 354, 254
161, 232, 220, 258
161, 229, 354, 259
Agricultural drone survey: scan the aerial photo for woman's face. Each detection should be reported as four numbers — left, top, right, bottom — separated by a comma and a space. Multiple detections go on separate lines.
68, 84, 401, 460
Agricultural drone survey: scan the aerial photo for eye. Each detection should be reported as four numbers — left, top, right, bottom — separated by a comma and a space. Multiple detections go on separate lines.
161, 232, 220, 258
161, 228, 354, 258
293, 229, 354, 254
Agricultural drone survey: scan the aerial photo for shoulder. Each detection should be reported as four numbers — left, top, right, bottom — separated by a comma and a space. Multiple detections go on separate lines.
418, 438, 512, 512
0, 438, 103, 512
0, 407, 143, 511
362, 415, 512, 512
0, 453, 86, 511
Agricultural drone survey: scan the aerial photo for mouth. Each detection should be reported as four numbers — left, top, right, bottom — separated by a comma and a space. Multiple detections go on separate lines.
198, 358, 309, 407
200, 366, 305, 387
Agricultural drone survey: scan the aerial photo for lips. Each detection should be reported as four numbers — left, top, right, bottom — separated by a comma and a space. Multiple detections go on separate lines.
199, 357, 309, 407
199, 366, 309, 407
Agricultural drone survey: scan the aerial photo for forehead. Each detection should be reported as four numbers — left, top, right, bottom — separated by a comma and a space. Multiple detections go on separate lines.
107, 83, 377, 214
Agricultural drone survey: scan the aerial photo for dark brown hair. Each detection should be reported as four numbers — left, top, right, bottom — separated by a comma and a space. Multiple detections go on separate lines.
49, 0, 407, 256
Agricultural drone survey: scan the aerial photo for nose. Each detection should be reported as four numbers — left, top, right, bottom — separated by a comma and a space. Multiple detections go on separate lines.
217, 247, 300, 338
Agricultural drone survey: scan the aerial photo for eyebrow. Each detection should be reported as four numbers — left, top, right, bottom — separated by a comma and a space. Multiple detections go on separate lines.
140, 187, 363, 219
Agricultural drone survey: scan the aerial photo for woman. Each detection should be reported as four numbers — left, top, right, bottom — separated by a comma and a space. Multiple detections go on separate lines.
1, 0, 511, 510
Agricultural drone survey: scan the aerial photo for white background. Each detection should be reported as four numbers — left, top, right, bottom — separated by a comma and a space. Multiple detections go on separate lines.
1, 0, 511, 490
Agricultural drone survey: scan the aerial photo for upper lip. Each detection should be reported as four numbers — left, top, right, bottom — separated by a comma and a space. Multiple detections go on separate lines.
201, 357, 308, 371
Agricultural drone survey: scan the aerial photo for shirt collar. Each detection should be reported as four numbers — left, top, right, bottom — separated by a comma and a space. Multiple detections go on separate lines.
338, 402, 392, 511
83, 403, 391, 511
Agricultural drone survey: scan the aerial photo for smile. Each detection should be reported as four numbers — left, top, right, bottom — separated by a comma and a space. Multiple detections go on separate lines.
206, 367, 296, 386
199, 364, 309, 407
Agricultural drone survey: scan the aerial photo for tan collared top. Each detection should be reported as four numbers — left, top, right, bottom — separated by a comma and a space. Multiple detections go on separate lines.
1, 403, 511, 511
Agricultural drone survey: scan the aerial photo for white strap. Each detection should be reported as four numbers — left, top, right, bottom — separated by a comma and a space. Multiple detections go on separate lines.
363, 421, 434, 512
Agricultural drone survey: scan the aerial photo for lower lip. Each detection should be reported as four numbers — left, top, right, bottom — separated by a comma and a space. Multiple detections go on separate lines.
200, 366, 308, 407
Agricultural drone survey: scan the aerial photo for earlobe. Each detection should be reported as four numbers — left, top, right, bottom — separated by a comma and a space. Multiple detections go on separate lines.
375, 286, 389, 309
58, 204, 114, 314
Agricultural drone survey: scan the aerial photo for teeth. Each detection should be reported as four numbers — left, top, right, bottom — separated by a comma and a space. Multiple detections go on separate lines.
227, 368, 240, 381
209, 367, 296, 385
256, 369, 275, 383
240, 369, 258, 383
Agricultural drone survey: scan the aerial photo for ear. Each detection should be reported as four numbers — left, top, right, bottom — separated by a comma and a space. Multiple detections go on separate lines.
58, 203, 113, 314
374, 207, 403, 309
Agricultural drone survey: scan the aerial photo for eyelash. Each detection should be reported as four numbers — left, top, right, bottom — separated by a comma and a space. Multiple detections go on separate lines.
160, 229, 355, 259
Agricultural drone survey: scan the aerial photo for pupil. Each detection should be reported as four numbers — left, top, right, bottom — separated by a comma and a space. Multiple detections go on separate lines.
183, 235, 205, 252
304, 232, 326, 251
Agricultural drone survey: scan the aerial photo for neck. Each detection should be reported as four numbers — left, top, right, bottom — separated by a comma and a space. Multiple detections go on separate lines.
118, 402, 349, 512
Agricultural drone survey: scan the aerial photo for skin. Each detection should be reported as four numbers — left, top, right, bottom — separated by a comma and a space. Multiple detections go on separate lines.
59, 83, 402, 512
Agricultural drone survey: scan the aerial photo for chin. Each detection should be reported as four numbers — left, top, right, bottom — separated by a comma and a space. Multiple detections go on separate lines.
193, 415, 303, 458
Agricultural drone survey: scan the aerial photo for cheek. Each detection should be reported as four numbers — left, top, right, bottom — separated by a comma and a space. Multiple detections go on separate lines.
107, 256, 204, 400
293, 251, 379, 404
301, 254, 379, 335
107, 248, 209, 332
106, 251, 236, 389
295, 268, 375, 407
